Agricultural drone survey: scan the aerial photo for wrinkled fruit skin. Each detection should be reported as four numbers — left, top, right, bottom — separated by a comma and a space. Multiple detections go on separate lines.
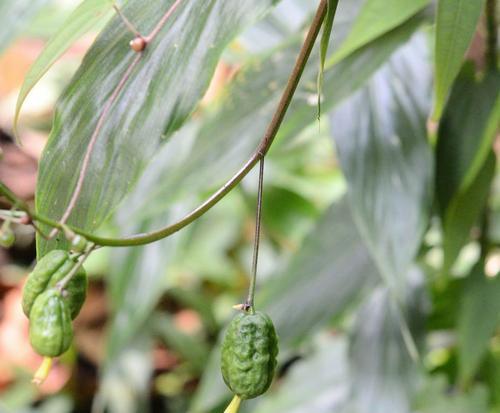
22, 250, 87, 320
29, 289, 73, 357
221, 311, 278, 399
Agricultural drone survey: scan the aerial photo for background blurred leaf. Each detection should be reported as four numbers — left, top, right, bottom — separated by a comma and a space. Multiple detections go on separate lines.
152, 313, 209, 374
105, 213, 181, 356
191, 200, 378, 413
14, 0, 115, 136
413, 376, 489, 413
433, 0, 486, 120
328, 0, 430, 64
350, 268, 427, 413
35, 0, 279, 256
458, 262, 500, 384
436, 67, 500, 272
330, 32, 433, 297
96, 336, 153, 413
441, 154, 495, 274
130, 9, 427, 226
251, 334, 352, 413
436, 68, 500, 212
0, 0, 50, 55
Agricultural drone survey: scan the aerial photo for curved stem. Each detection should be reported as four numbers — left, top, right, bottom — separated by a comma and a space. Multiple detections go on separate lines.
1, 0, 329, 247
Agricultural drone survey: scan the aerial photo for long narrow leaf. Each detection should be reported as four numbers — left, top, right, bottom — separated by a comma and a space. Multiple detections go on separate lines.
433, 0, 486, 120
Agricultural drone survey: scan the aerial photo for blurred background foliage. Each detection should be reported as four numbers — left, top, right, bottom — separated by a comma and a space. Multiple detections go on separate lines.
0, 0, 499, 412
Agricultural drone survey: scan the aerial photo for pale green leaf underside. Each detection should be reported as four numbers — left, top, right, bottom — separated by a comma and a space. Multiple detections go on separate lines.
330, 33, 433, 297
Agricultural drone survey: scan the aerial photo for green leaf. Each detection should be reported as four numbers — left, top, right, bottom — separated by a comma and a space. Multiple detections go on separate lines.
252, 335, 352, 413
433, 0, 486, 120
436, 67, 500, 212
458, 261, 500, 383
0, 0, 50, 55
152, 313, 209, 373
132, 12, 427, 225
35, 0, 279, 256
413, 376, 489, 413
328, 0, 430, 64
191, 200, 378, 413
441, 154, 495, 273
96, 336, 153, 413
350, 268, 427, 413
330, 32, 433, 297
317, 0, 340, 120
105, 213, 180, 356
14, 0, 115, 139
436, 67, 500, 271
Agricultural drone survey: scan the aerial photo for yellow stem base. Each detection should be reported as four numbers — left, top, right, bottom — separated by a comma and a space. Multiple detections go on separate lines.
32, 357, 53, 385
224, 395, 242, 413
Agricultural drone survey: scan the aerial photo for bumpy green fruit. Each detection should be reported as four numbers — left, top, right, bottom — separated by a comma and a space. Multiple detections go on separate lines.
22, 250, 87, 320
221, 311, 278, 399
29, 289, 73, 357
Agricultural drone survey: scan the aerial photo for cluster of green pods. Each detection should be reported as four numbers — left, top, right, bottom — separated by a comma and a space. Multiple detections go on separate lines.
22, 249, 87, 382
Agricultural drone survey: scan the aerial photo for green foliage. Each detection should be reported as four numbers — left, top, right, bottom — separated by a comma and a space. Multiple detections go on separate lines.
458, 262, 500, 384
436, 67, 500, 272
433, 0, 487, 120
35, 0, 280, 257
330, 32, 433, 297
2, 0, 499, 411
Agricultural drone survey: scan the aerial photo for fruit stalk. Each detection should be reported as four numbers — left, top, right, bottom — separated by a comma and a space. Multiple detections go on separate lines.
246, 158, 265, 312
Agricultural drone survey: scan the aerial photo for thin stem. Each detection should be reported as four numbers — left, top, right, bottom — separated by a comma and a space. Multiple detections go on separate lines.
1, 0, 330, 247
486, 0, 498, 70
246, 158, 265, 312
56, 243, 95, 291
113, 3, 142, 37
144, 0, 183, 43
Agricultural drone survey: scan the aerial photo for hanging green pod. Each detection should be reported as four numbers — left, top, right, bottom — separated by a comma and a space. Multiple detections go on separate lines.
29, 289, 74, 357
22, 249, 87, 320
221, 311, 279, 400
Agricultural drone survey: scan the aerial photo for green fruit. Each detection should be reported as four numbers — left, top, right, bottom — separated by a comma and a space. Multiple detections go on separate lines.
221, 311, 278, 399
22, 250, 87, 320
29, 289, 73, 357
70, 235, 87, 253
0, 228, 15, 248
